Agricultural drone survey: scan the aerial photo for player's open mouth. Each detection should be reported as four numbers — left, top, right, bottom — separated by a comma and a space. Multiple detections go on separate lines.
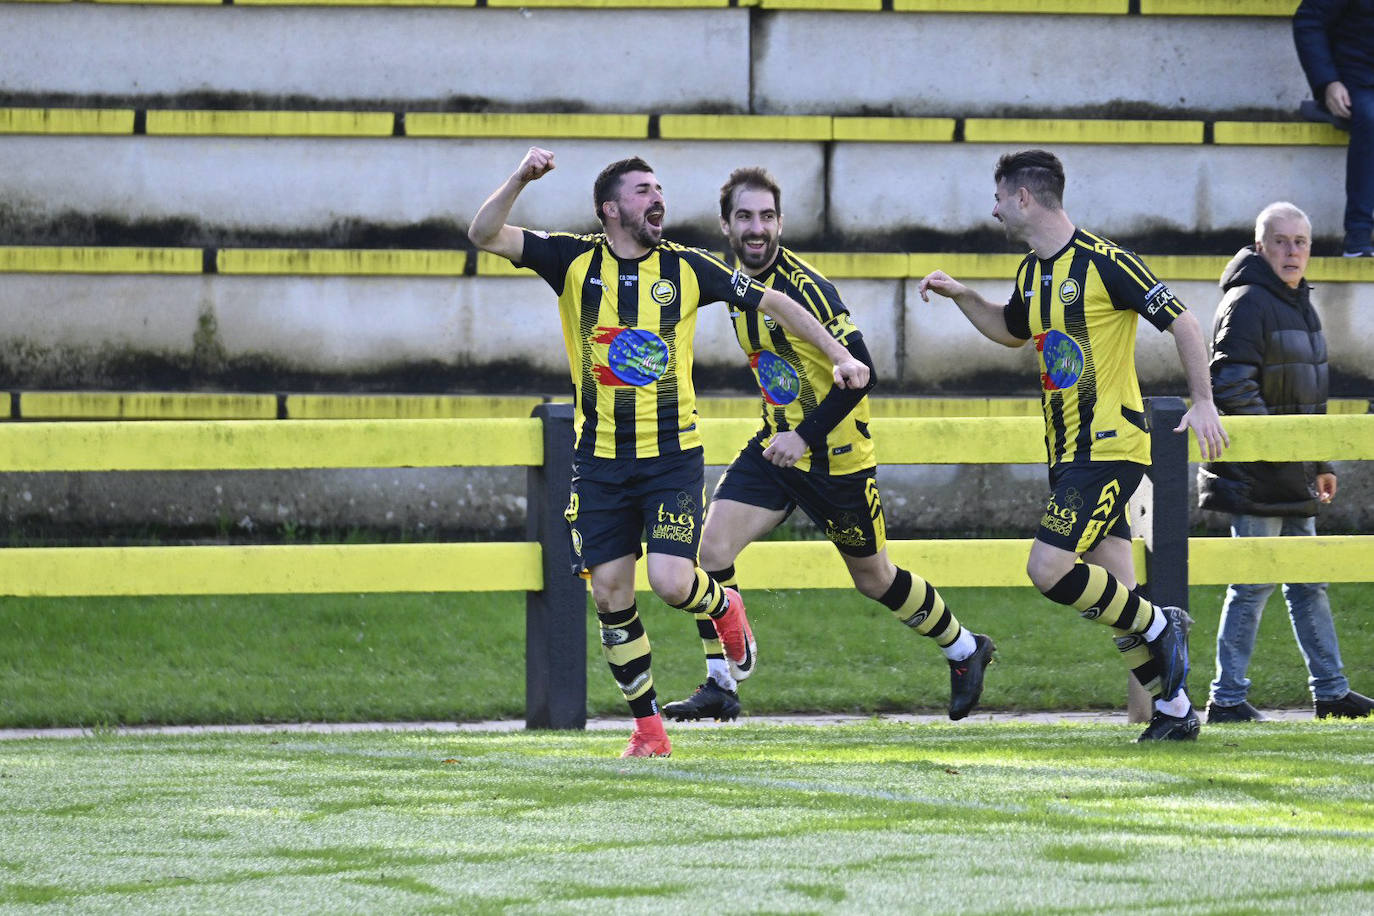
646, 208, 664, 227
744, 236, 768, 251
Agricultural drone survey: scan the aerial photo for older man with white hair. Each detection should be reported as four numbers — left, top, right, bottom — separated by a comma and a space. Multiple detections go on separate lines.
1198, 201, 1373, 722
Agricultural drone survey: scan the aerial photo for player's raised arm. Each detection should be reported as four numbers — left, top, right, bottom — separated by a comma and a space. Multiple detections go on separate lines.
758, 288, 870, 390
917, 270, 1027, 348
466, 147, 557, 262
1167, 309, 1230, 461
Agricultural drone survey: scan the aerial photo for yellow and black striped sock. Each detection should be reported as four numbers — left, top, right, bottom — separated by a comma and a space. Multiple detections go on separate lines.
878, 567, 963, 649
1042, 563, 1156, 634
597, 604, 657, 719
669, 567, 729, 619
693, 565, 738, 663
1113, 630, 1166, 699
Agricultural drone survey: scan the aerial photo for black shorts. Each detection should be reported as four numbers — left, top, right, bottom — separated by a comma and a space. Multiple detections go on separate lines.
563, 448, 705, 576
1036, 460, 1145, 555
712, 434, 885, 558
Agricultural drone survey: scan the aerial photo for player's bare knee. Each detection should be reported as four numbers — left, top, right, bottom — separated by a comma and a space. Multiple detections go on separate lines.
850, 569, 891, 600
647, 571, 692, 608
1026, 553, 1073, 595
698, 538, 733, 574
590, 583, 635, 615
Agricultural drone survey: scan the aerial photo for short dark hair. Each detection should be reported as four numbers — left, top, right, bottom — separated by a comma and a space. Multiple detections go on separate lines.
994, 149, 1065, 209
718, 167, 783, 222
593, 157, 654, 224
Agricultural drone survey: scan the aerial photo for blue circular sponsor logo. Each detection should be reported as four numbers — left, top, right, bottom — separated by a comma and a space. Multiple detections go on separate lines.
607, 328, 669, 386
754, 350, 801, 405
1040, 329, 1084, 390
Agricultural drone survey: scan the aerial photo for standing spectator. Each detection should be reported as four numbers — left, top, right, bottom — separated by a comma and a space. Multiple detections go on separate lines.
918, 149, 1229, 742
1199, 201, 1374, 722
1294, 0, 1374, 256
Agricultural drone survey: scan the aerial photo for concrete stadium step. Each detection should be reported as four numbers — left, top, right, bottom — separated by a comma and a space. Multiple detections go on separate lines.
7, 390, 1368, 422
0, 5, 1307, 116
0, 0, 1301, 11
1, 248, 1371, 395
0, 108, 1347, 146
0, 135, 1350, 250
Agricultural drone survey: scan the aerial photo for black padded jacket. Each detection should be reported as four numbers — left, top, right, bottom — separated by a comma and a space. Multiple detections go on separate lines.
1197, 247, 1334, 518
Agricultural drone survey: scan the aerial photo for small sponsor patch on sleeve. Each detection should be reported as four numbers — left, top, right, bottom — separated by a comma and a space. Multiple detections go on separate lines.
1144, 281, 1178, 315
731, 269, 751, 299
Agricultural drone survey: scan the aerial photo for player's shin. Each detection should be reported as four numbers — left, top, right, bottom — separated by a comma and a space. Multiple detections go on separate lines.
598, 604, 658, 719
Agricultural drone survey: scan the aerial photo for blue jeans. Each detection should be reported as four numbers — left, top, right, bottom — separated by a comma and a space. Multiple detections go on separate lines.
1210, 514, 1349, 705
1344, 85, 1374, 251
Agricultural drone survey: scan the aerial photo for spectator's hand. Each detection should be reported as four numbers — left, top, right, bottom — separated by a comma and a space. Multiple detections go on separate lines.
762, 431, 809, 468
1316, 472, 1338, 503
1326, 81, 1352, 120
516, 147, 556, 183
917, 270, 968, 302
1174, 400, 1230, 461
832, 357, 870, 390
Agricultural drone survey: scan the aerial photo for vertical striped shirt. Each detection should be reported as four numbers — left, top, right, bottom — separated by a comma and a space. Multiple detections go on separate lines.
728, 247, 875, 475
519, 230, 766, 459
1003, 228, 1185, 468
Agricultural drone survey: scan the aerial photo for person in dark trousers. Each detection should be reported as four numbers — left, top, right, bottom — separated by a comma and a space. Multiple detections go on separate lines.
1294, 0, 1374, 256
1199, 201, 1373, 722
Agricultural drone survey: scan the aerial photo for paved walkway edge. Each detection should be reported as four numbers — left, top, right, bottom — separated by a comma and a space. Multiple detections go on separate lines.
0, 708, 1316, 741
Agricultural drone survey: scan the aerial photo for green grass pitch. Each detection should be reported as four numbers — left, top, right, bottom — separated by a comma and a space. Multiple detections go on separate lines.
2, 721, 1372, 913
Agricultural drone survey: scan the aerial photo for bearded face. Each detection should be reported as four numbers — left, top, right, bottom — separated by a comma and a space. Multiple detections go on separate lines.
722, 186, 781, 273
608, 171, 665, 249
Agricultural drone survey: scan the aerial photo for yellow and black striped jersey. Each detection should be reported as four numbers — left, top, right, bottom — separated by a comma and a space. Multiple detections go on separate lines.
519, 229, 767, 459
1003, 228, 1185, 468
728, 247, 875, 475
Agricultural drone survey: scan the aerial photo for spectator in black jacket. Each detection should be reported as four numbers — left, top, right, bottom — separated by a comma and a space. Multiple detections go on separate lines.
1294, 0, 1374, 256
1198, 202, 1372, 722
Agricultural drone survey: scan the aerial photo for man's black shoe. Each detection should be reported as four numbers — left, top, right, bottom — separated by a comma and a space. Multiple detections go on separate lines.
1315, 690, 1374, 719
1136, 707, 1201, 742
663, 678, 741, 722
948, 633, 996, 721
1147, 606, 1192, 701
1205, 699, 1267, 723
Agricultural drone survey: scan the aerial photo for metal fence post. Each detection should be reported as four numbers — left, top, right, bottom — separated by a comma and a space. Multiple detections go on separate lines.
525, 403, 587, 730
1127, 396, 1191, 721
1145, 396, 1190, 613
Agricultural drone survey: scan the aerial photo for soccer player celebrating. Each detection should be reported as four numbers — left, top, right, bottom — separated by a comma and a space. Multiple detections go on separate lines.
468, 148, 868, 757
918, 150, 1229, 742
663, 167, 996, 724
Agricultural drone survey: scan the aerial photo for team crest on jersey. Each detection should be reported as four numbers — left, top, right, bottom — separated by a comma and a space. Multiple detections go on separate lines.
650, 279, 677, 305
591, 327, 669, 387
1036, 329, 1084, 391
1058, 279, 1080, 304
750, 350, 801, 405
